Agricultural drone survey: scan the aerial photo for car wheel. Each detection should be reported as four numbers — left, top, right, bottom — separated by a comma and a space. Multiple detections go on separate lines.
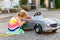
52, 29, 57, 32
35, 24, 42, 34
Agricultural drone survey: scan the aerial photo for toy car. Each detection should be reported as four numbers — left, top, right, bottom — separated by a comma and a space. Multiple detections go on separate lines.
23, 12, 60, 34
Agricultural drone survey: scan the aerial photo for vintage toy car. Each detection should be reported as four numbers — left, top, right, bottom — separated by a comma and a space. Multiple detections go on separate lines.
23, 12, 60, 34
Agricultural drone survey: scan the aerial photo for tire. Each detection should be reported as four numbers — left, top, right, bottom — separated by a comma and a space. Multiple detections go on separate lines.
35, 24, 42, 34
52, 29, 57, 32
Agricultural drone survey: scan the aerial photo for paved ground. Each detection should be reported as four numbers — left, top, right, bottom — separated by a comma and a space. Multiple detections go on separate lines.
0, 10, 60, 40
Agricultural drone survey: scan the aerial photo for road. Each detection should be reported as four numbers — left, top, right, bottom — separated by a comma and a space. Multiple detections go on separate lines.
0, 10, 60, 40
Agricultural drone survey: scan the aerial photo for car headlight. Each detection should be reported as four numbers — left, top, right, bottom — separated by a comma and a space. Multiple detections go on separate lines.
47, 24, 50, 26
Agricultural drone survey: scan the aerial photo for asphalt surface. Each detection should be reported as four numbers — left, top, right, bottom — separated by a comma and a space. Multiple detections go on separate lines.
0, 10, 60, 40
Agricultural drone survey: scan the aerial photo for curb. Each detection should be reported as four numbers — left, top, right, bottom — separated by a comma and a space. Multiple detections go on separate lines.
0, 34, 14, 36
0, 16, 13, 20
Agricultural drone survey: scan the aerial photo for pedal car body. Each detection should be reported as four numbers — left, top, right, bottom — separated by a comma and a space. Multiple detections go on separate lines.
23, 14, 60, 34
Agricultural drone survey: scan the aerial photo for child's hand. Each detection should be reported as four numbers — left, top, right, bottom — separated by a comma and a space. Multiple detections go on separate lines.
19, 21, 27, 27
26, 16, 30, 19
23, 21, 26, 24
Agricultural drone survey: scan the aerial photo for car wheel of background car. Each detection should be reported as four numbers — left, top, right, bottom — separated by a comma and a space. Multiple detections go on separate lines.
52, 29, 57, 32
34, 24, 42, 34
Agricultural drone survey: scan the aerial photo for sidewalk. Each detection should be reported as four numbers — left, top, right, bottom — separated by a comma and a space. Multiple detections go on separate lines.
0, 13, 16, 20
0, 8, 60, 20
0, 13, 16, 34
0, 8, 48, 19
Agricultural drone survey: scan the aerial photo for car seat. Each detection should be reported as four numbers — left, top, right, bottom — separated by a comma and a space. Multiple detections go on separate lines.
34, 12, 41, 17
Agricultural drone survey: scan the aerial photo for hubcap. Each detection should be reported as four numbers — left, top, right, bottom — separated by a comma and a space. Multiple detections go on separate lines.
36, 27, 39, 32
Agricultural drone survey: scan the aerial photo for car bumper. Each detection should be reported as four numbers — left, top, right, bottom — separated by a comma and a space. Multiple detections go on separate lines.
43, 26, 60, 32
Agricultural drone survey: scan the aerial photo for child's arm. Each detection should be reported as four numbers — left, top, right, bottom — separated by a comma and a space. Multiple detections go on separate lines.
16, 17, 26, 27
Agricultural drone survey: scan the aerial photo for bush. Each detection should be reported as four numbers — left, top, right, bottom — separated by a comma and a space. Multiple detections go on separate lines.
40, 0, 44, 8
13, 6, 19, 8
0, 6, 2, 10
55, 0, 60, 8
19, 0, 28, 7
21, 0, 28, 4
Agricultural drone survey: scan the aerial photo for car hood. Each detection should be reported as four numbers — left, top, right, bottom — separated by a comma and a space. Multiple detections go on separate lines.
45, 18, 57, 24
31, 16, 58, 24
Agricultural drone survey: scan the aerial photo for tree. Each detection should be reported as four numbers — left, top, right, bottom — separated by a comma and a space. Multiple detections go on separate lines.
55, 0, 60, 8
40, 0, 44, 8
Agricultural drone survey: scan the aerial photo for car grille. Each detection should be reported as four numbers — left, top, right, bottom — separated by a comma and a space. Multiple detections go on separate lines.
50, 24, 57, 27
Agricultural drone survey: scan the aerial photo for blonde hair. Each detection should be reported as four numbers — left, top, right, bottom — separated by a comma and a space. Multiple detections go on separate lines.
16, 10, 27, 17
